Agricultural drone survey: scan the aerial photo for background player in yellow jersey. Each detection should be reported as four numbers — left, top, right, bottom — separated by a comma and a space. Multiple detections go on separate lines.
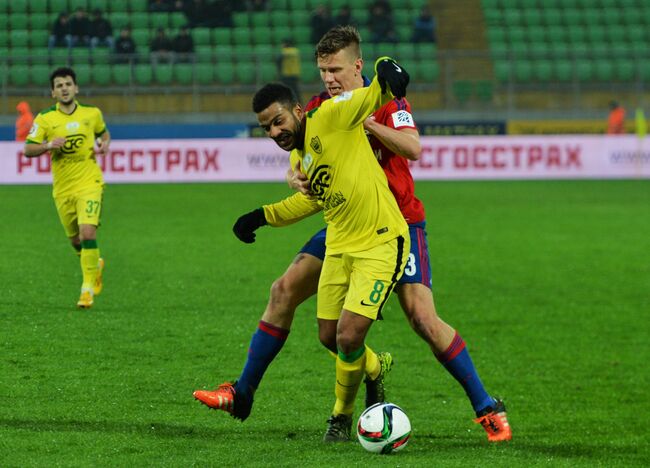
24, 67, 110, 309
196, 57, 411, 440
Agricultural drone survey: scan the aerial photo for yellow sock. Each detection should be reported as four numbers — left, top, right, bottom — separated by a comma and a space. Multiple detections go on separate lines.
364, 345, 381, 381
328, 345, 379, 380
80, 239, 100, 291
333, 346, 366, 416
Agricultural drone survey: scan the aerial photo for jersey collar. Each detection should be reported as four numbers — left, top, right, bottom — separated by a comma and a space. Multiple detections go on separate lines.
56, 100, 79, 115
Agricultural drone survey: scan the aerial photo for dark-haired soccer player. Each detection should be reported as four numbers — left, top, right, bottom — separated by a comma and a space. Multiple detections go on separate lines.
195, 26, 510, 443
197, 55, 411, 441
24, 67, 109, 309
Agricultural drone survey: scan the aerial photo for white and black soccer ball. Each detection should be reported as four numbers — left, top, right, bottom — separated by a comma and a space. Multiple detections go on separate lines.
357, 402, 411, 454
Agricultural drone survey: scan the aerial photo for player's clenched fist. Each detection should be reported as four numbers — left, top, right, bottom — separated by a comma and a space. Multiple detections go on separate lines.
375, 57, 410, 99
232, 208, 267, 243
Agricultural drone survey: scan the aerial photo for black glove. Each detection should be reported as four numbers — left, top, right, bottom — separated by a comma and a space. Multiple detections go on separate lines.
232, 208, 267, 244
375, 57, 410, 98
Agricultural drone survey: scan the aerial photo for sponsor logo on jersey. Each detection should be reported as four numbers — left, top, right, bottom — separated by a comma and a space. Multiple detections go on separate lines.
310, 164, 346, 210
392, 110, 414, 128
311, 164, 331, 197
66, 121, 80, 131
60, 133, 86, 154
310, 136, 322, 154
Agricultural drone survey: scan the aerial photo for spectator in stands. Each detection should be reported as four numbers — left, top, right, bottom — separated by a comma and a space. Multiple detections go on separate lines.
89, 9, 114, 50
246, 0, 268, 11
183, 0, 209, 27
311, 5, 335, 44
149, 0, 174, 11
48, 13, 72, 50
69, 7, 91, 48
150, 28, 174, 64
334, 5, 356, 27
209, 0, 233, 27
172, 26, 195, 62
113, 27, 137, 64
277, 38, 301, 102
15, 101, 34, 142
607, 101, 626, 134
368, 1, 397, 43
412, 6, 436, 43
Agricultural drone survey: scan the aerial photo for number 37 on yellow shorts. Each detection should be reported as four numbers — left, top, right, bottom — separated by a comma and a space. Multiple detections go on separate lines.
53, 186, 104, 237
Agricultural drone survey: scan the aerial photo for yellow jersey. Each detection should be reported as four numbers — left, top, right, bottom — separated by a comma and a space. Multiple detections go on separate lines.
264, 77, 407, 254
279, 46, 301, 78
27, 101, 107, 197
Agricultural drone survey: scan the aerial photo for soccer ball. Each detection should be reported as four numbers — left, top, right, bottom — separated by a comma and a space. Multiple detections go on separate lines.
357, 402, 411, 454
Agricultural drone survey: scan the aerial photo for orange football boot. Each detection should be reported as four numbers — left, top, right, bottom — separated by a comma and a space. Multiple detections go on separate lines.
474, 399, 512, 442
193, 381, 253, 420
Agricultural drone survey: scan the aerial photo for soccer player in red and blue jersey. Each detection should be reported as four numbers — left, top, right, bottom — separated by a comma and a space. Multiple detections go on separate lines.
194, 26, 511, 442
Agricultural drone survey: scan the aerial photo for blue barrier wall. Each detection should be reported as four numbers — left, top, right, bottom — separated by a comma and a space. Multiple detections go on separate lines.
0, 123, 249, 141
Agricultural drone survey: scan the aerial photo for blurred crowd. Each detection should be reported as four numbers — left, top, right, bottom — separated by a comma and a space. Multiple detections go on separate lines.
311, 1, 436, 44
47, 1, 435, 65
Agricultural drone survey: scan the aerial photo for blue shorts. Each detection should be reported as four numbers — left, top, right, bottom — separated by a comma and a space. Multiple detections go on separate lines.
298, 222, 432, 288
299, 227, 327, 260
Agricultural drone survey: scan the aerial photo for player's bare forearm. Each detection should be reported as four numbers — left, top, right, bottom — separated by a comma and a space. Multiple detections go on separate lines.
96, 130, 111, 156
23, 143, 49, 157
364, 122, 421, 160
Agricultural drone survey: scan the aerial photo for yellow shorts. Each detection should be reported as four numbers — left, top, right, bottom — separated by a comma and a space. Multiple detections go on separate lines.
317, 235, 409, 321
53, 186, 104, 238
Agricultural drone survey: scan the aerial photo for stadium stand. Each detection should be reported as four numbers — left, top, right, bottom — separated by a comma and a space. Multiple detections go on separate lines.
483, 0, 649, 84
0, 0, 438, 87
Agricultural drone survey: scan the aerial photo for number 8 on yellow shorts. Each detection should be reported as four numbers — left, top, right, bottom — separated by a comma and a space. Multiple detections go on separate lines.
317, 235, 409, 321
53, 186, 104, 238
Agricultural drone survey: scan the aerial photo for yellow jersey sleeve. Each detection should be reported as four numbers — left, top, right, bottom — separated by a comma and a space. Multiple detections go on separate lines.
263, 192, 321, 227
94, 108, 107, 136
321, 77, 393, 132
26, 113, 49, 144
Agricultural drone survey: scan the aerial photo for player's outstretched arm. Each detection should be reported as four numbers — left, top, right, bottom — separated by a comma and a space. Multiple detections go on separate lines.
233, 193, 321, 243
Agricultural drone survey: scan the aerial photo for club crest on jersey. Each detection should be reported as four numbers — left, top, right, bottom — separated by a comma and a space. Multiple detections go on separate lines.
303, 153, 313, 171
310, 136, 322, 154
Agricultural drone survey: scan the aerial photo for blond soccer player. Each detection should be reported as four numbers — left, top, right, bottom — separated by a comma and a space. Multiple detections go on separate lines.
24, 67, 109, 309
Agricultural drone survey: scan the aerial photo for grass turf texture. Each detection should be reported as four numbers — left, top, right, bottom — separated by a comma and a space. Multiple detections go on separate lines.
1, 180, 648, 467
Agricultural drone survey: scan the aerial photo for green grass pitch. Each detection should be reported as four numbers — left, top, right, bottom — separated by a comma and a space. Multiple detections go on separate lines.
1, 180, 649, 467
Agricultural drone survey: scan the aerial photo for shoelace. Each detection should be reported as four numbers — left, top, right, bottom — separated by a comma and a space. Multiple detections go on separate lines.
478, 413, 503, 434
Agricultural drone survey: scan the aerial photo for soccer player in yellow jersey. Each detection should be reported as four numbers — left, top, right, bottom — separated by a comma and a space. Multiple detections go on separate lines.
196, 57, 412, 440
24, 67, 110, 309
